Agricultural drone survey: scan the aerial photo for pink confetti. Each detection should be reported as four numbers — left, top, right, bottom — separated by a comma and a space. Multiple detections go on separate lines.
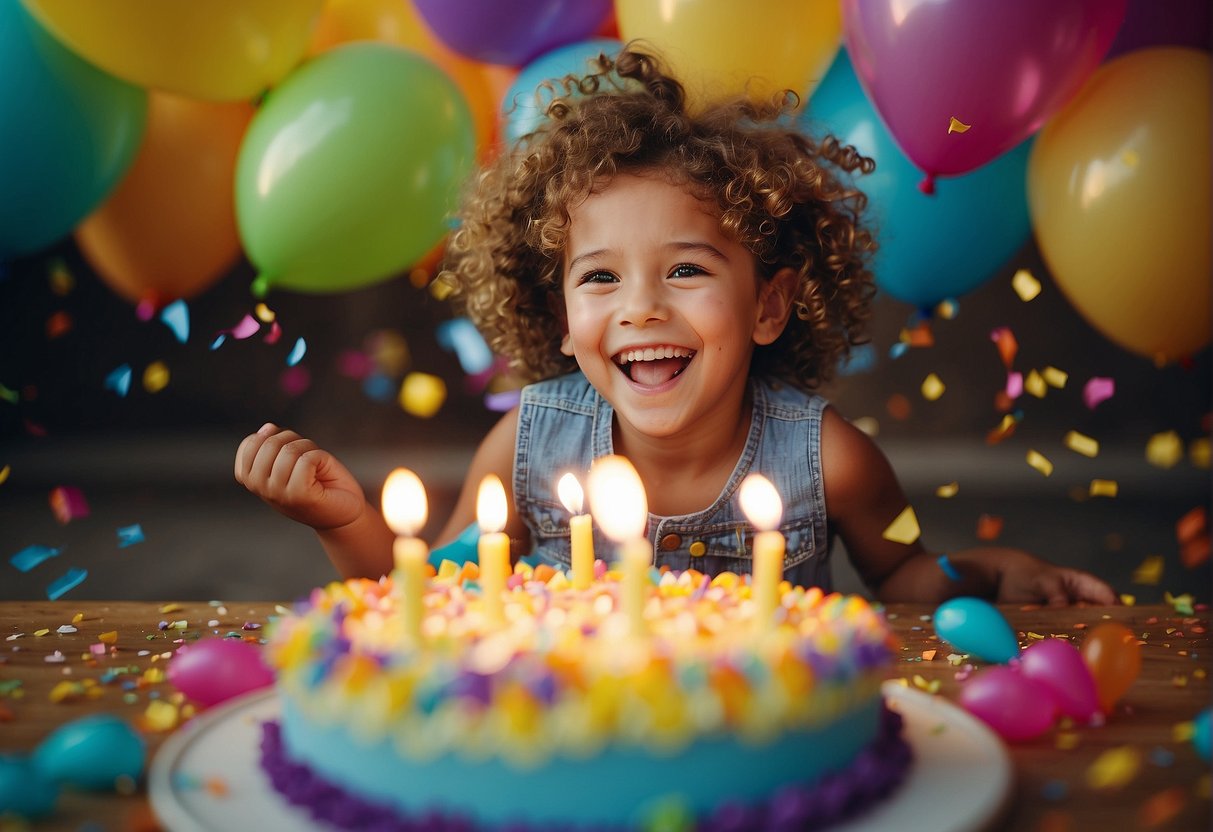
229, 315, 261, 340
280, 365, 311, 397
336, 350, 374, 379
49, 486, 90, 524
1084, 376, 1115, 409
263, 320, 283, 345
1005, 371, 1023, 399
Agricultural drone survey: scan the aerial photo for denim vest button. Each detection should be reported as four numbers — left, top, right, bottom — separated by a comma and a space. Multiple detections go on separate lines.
659, 533, 682, 551
688, 541, 707, 557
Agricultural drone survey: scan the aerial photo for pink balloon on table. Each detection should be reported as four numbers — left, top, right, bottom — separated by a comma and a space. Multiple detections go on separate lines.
168, 638, 274, 707
840, 0, 1126, 192
1017, 638, 1100, 723
958, 666, 1058, 742
1080, 622, 1142, 714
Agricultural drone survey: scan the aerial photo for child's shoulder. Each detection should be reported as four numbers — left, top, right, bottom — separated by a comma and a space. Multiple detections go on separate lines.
521, 371, 598, 408
755, 377, 831, 418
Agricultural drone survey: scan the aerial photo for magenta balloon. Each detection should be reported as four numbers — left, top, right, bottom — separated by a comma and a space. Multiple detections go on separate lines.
168, 638, 274, 707
1017, 638, 1100, 723
841, 0, 1126, 189
959, 666, 1057, 743
412, 0, 612, 66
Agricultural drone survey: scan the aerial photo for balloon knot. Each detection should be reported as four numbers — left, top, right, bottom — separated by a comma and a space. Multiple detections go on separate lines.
917, 174, 936, 196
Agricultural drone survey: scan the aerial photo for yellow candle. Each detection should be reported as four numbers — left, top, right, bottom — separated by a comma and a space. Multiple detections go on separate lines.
620, 538, 651, 636
477, 474, 510, 626
557, 472, 595, 590
587, 455, 651, 637
739, 473, 785, 630
381, 468, 429, 643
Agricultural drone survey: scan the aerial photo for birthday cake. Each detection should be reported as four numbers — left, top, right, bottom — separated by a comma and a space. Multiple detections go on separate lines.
260, 562, 910, 830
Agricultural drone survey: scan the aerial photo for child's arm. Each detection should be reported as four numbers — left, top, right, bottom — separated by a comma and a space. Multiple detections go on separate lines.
820, 408, 1117, 606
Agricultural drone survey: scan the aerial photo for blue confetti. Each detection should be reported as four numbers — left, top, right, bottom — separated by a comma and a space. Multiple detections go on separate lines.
1040, 779, 1068, 802
209, 334, 227, 350
485, 389, 521, 412
888, 341, 909, 360
837, 343, 876, 376
105, 365, 132, 397
936, 554, 962, 581
46, 567, 88, 600
117, 524, 145, 548
436, 318, 494, 374
10, 544, 61, 572
159, 300, 189, 343
1148, 746, 1175, 767
362, 373, 395, 402
286, 337, 307, 367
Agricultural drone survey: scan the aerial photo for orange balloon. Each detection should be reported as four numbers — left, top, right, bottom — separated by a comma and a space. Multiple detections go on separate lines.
1080, 621, 1142, 714
75, 93, 253, 304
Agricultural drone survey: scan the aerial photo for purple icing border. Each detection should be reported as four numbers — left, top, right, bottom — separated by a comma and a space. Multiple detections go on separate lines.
260, 705, 911, 832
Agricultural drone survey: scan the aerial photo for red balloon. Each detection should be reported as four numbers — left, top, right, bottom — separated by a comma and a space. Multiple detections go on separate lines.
1080, 622, 1142, 714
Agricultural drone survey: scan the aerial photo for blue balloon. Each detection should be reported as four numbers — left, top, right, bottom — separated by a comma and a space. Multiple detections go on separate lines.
1194, 707, 1211, 762
502, 38, 622, 147
933, 597, 1020, 664
33, 714, 145, 790
0, 754, 58, 820
0, 3, 147, 258
800, 51, 1032, 309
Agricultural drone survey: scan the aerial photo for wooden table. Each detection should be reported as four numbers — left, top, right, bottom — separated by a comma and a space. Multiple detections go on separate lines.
1, 601, 1209, 831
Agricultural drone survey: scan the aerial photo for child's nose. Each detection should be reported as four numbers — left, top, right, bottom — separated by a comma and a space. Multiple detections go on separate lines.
618, 280, 669, 327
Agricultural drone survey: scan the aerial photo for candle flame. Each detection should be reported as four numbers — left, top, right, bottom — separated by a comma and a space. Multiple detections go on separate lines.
739, 473, 782, 531
382, 468, 427, 537
587, 455, 647, 542
557, 472, 585, 515
476, 473, 508, 534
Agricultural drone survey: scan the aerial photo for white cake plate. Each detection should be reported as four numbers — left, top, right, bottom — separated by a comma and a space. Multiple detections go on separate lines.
149, 680, 1012, 832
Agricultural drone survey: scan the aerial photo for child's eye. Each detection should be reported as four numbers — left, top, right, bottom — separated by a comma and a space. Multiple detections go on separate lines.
669, 264, 705, 279
578, 270, 617, 285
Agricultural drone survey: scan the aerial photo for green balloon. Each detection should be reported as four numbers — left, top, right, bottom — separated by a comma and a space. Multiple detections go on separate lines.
236, 43, 474, 293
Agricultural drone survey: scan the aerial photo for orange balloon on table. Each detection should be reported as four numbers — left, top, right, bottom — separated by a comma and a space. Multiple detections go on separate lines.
76, 93, 254, 305
1079, 621, 1142, 714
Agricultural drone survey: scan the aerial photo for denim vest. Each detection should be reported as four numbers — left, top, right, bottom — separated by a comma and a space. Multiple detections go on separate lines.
513, 372, 833, 591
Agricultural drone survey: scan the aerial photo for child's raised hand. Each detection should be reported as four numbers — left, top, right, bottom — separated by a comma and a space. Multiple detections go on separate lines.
234, 423, 366, 532
996, 552, 1118, 607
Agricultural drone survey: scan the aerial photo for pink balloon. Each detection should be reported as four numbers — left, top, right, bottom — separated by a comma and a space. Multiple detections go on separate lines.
1018, 638, 1100, 723
168, 638, 274, 707
959, 666, 1057, 743
841, 0, 1126, 192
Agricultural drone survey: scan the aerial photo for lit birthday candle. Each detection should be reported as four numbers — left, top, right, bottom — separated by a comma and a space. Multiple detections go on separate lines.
587, 455, 650, 636
477, 473, 510, 625
739, 473, 784, 630
381, 468, 428, 642
557, 472, 595, 590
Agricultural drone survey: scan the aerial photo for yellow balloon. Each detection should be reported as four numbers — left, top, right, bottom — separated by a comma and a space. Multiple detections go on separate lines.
615, 0, 841, 109
20, 0, 324, 101
1028, 48, 1211, 362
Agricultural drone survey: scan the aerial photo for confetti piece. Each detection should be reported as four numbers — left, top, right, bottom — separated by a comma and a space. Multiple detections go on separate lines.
888, 341, 909, 360
882, 506, 921, 545
46, 310, 73, 339
229, 314, 261, 340
901, 321, 934, 348
947, 116, 971, 134
936, 555, 961, 581
143, 361, 170, 394
105, 364, 133, 397
209, 334, 227, 350
429, 272, 457, 301
144, 699, 180, 732
1011, 268, 1041, 301
935, 482, 959, 499
1089, 479, 1118, 498
1086, 746, 1141, 789
253, 303, 276, 323
1164, 592, 1195, 615
1146, 431, 1183, 468
989, 327, 1018, 368
366, 330, 410, 376
1024, 369, 1047, 398
10, 544, 61, 572
1175, 506, 1207, 544
436, 317, 495, 375
159, 300, 189, 343
986, 413, 1018, 445
47, 568, 88, 600
1132, 555, 1164, 586
1042, 366, 1068, 388
286, 337, 307, 367
1180, 536, 1210, 569
1138, 787, 1186, 829
50, 485, 90, 523
1026, 449, 1054, 477
934, 298, 959, 319
920, 373, 945, 401
1189, 437, 1210, 469
280, 365, 311, 397
1064, 431, 1099, 458
921, 649, 937, 661
48, 258, 74, 294
117, 524, 145, 548
263, 320, 283, 345
851, 416, 879, 437
886, 394, 912, 421
836, 343, 876, 376
0, 464, 10, 485
976, 514, 1003, 541
1120, 593, 1136, 606
399, 372, 446, 418
1082, 376, 1115, 409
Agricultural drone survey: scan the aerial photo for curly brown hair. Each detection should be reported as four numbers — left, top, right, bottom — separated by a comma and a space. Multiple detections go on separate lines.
441, 46, 877, 391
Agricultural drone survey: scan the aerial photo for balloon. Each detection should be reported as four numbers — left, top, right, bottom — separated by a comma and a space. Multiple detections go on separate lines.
1080, 621, 1141, 713
617, 0, 841, 108
0, 3, 146, 259
168, 638, 275, 707
841, 0, 1126, 190
801, 51, 1031, 307
933, 597, 1019, 664
0, 755, 58, 820
1027, 48, 1211, 362
413, 0, 611, 66
1106, 0, 1210, 59
19, 0, 323, 101
959, 666, 1058, 742
1017, 638, 1100, 723
32, 714, 145, 790
1193, 708, 1212, 763
503, 39, 623, 146
76, 93, 253, 305
235, 43, 476, 294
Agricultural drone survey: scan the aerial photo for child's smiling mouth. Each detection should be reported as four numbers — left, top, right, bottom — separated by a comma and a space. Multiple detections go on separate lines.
612, 345, 695, 386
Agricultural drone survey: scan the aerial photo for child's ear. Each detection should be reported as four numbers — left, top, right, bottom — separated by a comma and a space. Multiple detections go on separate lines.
753, 267, 799, 346
550, 290, 575, 357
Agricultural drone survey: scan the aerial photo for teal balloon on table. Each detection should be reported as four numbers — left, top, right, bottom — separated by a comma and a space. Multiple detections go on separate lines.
800, 51, 1032, 309
0, 2, 146, 259
502, 38, 622, 146
235, 43, 475, 294
932, 596, 1020, 664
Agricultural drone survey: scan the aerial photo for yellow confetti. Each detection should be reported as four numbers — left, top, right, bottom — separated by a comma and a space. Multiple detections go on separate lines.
1055, 731, 1080, 750
48, 258, 74, 295
935, 482, 959, 499
98, 631, 118, 644
911, 674, 941, 694
947, 116, 971, 134
1027, 449, 1054, 477
429, 272, 458, 301
33, 628, 49, 637
144, 699, 180, 732
1089, 479, 1118, 497
143, 361, 170, 394
72, 612, 83, 624
851, 416, 879, 437
1012, 268, 1042, 301
0, 465, 9, 486
1164, 592, 1195, 615
1042, 366, 1068, 388
1119, 593, 1136, 606
1146, 431, 1183, 469
1024, 369, 1047, 398
1189, 437, 1210, 469
881, 505, 921, 545
142, 667, 166, 684
1085, 746, 1141, 790
921, 373, 945, 401
159, 603, 183, 613
253, 303, 276, 323
1064, 430, 1099, 458
399, 372, 446, 418
1173, 720, 1195, 742
1131, 555, 1164, 586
